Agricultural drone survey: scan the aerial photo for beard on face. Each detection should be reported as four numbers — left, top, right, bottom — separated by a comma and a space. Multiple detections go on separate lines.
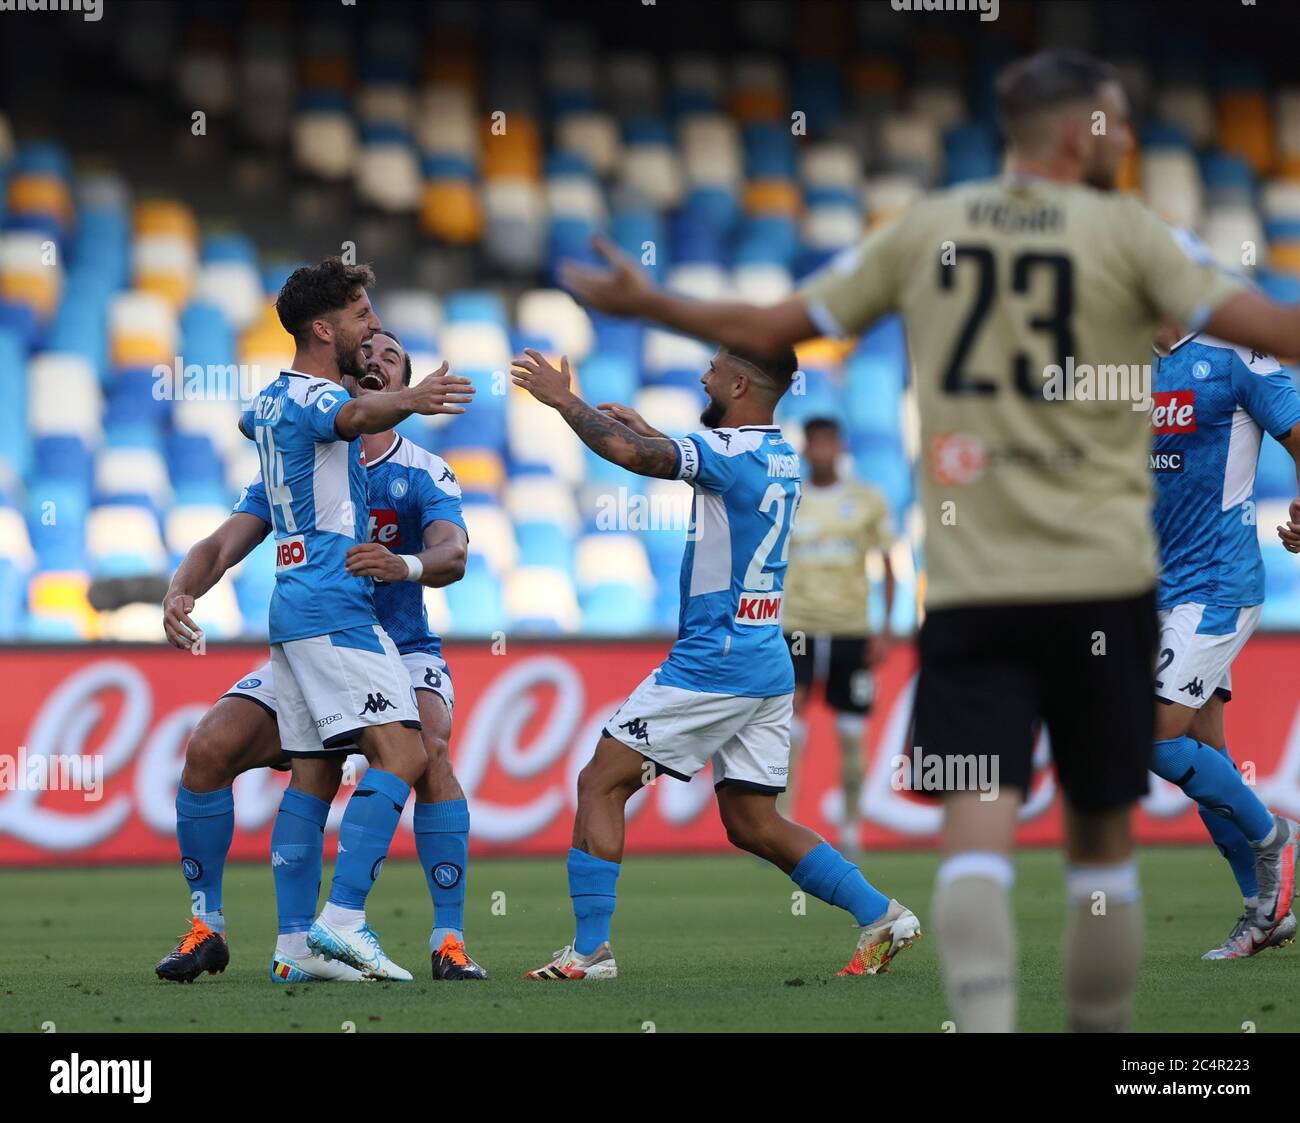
336, 335, 365, 379
700, 395, 726, 429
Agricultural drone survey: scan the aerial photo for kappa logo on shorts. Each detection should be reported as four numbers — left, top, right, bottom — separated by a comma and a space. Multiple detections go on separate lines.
1180, 676, 1205, 700
358, 692, 394, 716
618, 717, 650, 745
315, 713, 343, 728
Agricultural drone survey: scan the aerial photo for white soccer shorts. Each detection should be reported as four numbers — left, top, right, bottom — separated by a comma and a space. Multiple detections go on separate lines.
268, 624, 420, 755
1154, 602, 1262, 709
224, 644, 451, 752
604, 669, 793, 792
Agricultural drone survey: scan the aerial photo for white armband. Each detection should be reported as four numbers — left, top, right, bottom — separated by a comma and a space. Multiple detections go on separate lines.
400, 554, 424, 581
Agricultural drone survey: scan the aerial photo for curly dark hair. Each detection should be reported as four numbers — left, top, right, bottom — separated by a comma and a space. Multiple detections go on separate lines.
275, 257, 376, 344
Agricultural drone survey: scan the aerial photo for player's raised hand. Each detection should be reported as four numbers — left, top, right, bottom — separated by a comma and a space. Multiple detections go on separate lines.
1277, 497, 1300, 554
559, 235, 654, 316
404, 361, 476, 416
345, 542, 409, 583
163, 592, 200, 650
511, 349, 575, 408
598, 401, 663, 439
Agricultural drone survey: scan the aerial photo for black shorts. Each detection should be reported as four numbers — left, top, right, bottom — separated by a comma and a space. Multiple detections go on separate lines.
909, 591, 1156, 812
785, 632, 875, 715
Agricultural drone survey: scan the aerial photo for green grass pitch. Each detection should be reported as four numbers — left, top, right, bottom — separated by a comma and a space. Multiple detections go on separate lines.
0, 846, 1293, 1033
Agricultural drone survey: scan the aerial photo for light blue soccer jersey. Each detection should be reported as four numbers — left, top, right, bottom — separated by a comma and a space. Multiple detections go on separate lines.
657, 425, 801, 697
1153, 336, 1300, 609
363, 435, 466, 657
238, 370, 373, 642
233, 435, 465, 657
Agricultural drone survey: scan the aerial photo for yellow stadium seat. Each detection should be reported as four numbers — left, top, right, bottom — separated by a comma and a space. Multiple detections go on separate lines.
796, 337, 855, 369
1269, 241, 1300, 277
301, 57, 352, 91
420, 179, 483, 243
743, 178, 802, 217
7, 174, 73, 227
731, 87, 785, 123
1119, 143, 1140, 194
444, 449, 505, 495
1279, 153, 1300, 181
481, 116, 541, 180
240, 304, 295, 370
137, 271, 193, 309
1219, 92, 1274, 174
0, 269, 61, 319
28, 572, 96, 638
851, 59, 902, 98
134, 200, 198, 244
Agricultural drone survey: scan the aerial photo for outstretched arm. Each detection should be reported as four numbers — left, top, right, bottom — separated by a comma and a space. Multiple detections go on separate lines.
561, 236, 819, 356
334, 363, 475, 440
510, 350, 680, 479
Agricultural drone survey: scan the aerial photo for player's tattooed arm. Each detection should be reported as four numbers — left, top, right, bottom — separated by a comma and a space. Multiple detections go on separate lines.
511, 349, 680, 479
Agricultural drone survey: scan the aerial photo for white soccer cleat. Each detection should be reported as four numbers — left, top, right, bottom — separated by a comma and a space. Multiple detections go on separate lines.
1202, 912, 1297, 961
269, 951, 370, 982
306, 919, 413, 981
525, 942, 618, 980
838, 898, 922, 976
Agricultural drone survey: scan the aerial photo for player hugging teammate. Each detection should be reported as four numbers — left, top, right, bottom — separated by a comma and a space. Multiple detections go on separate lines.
156, 259, 485, 983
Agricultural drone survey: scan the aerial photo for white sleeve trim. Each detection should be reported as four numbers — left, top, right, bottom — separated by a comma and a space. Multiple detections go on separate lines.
802, 296, 847, 340
673, 436, 699, 481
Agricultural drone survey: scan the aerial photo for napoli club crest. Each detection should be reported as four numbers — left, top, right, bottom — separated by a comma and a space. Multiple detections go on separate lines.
1192, 360, 1211, 380
433, 862, 462, 889
389, 477, 409, 500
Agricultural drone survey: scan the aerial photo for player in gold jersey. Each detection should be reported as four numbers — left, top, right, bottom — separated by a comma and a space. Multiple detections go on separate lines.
562, 50, 1300, 1032
781, 417, 896, 861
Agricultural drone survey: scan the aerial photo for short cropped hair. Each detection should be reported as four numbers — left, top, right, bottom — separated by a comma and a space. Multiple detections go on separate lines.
995, 51, 1119, 145
802, 416, 842, 440
724, 344, 799, 399
275, 257, 376, 344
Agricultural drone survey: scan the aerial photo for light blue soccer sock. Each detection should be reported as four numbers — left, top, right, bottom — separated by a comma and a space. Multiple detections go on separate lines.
569, 848, 620, 955
791, 841, 890, 926
175, 785, 234, 931
414, 799, 470, 950
327, 769, 411, 911
271, 788, 329, 936
1195, 744, 1260, 901
1152, 736, 1274, 844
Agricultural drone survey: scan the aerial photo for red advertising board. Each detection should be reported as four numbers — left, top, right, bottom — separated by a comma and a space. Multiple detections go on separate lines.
2, 638, 1299, 867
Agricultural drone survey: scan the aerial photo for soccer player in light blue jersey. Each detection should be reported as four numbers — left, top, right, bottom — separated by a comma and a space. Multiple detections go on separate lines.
238, 260, 472, 980
156, 326, 482, 984
510, 347, 919, 981
1151, 323, 1300, 959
